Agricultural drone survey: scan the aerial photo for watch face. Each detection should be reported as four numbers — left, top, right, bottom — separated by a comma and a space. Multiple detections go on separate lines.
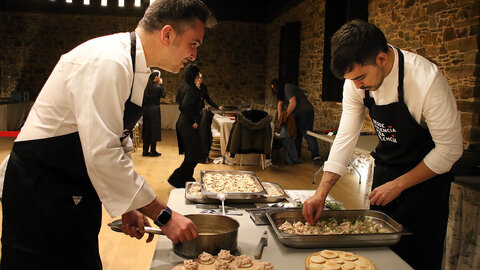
156, 207, 172, 226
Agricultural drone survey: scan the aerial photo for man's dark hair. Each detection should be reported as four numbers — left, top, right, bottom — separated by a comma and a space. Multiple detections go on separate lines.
331, 20, 389, 78
185, 63, 200, 88
148, 70, 161, 81
271, 78, 285, 101
138, 0, 217, 34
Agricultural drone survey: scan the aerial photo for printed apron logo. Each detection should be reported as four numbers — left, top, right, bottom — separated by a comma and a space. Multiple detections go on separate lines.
372, 119, 397, 143
73, 196, 83, 205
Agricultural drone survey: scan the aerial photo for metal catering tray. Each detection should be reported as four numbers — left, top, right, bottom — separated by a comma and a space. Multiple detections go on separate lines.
266, 208, 411, 248
200, 170, 266, 200
185, 181, 289, 204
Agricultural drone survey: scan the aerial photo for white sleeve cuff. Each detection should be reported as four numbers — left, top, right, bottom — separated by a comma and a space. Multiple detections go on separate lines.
424, 147, 463, 175
104, 175, 156, 217
323, 160, 349, 177
125, 180, 156, 213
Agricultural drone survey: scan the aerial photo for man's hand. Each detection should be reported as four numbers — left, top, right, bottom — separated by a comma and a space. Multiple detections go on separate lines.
302, 193, 327, 224
369, 179, 403, 206
160, 211, 198, 244
121, 210, 155, 243
218, 105, 224, 111
302, 171, 340, 224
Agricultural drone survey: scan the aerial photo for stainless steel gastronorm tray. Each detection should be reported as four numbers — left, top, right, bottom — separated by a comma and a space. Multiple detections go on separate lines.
185, 181, 289, 204
266, 208, 411, 248
200, 170, 266, 200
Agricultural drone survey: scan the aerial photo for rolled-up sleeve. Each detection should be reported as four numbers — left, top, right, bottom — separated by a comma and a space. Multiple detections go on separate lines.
66, 58, 155, 217
323, 84, 367, 176
422, 73, 463, 174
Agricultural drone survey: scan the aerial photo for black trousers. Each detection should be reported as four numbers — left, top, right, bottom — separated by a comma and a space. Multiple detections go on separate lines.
371, 162, 452, 270
169, 116, 201, 188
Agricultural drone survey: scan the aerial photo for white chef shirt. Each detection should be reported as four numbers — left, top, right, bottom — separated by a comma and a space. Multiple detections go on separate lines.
13, 32, 155, 217
324, 46, 463, 176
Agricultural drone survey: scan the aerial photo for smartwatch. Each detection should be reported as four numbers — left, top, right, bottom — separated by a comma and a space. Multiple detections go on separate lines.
154, 206, 172, 227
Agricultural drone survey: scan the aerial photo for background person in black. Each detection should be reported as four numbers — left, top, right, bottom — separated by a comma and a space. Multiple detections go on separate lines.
302, 20, 462, 270
142, 70, 166, 157
168, 64, 222, 187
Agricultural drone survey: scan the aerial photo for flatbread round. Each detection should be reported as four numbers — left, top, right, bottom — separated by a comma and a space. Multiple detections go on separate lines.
305, 250, 376, 270
310, 255, 326, 264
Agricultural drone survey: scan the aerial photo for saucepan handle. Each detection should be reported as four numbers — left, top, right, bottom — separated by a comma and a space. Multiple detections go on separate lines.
108, 219, 165, 235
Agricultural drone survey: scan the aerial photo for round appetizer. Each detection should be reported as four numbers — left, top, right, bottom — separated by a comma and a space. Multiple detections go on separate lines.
305, 250, 376, 270
198, 252, 215, 265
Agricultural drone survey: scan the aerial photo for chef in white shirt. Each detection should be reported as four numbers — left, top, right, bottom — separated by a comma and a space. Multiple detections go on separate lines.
0, 0, 216, 269
303, 20, 462, 270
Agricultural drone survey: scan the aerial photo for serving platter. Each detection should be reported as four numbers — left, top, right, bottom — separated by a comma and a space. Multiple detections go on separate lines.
185, 181, 289, 204
200, 170, 266, 200
266, 208, 411, 248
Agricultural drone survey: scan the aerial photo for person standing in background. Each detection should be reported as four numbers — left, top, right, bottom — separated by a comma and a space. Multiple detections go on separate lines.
142, 70, 166, 157
168, 64, 222, 187
271, 78, 322, 166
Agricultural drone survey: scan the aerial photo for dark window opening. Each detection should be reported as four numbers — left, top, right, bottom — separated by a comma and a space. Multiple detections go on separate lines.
279, 22, 301, 85
322, 0, 368, 102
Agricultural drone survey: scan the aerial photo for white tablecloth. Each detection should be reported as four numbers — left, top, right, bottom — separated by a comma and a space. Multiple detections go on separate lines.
150, 189, 413, 270
211, 114, 273, 166
160, 104, 180, 130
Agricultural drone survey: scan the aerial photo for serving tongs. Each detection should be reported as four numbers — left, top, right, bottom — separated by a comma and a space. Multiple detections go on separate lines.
108, 219, 164, 235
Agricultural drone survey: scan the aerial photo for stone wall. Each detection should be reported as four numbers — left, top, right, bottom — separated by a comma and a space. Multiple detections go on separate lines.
1, 0, 478, 148
369, 0, 480, 149
0, 12, 267, 107
264, 0, 479, 150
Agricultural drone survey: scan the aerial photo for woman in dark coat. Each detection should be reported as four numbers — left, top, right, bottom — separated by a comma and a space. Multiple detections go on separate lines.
142, 70, 166, 156
168, 64, 222, 188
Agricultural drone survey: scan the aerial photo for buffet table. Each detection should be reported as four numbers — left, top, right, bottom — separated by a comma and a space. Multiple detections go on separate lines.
150, 189, 413, 270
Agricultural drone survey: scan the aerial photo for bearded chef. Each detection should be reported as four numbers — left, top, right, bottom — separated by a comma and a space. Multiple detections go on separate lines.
302, 20, 463, 270
0, 0, 217, 269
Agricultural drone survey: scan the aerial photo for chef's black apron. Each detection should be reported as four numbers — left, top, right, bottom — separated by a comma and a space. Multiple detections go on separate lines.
365, 47, 452, 270
1, 32, 142, 270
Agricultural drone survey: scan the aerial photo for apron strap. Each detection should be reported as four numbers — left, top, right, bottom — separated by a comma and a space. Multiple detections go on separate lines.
395, 47, 405, 103
128, 31, 136, 100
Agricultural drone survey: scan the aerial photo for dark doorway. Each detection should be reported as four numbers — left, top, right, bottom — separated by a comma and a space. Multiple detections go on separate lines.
279, 22, 301, 85
321, 0, 368, 102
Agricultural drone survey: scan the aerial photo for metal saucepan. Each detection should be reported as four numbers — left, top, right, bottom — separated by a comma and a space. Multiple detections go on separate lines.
175, 214, 239, 258
108, 214, 239, 258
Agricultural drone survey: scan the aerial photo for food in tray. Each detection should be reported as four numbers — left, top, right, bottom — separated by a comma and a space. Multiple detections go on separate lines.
278, 217, 388, 235
263, 183, 284, 197
188, 183, 205, 198
172, 250, 275, 270
305, 250, 376, 270
202, 172, 263, 193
